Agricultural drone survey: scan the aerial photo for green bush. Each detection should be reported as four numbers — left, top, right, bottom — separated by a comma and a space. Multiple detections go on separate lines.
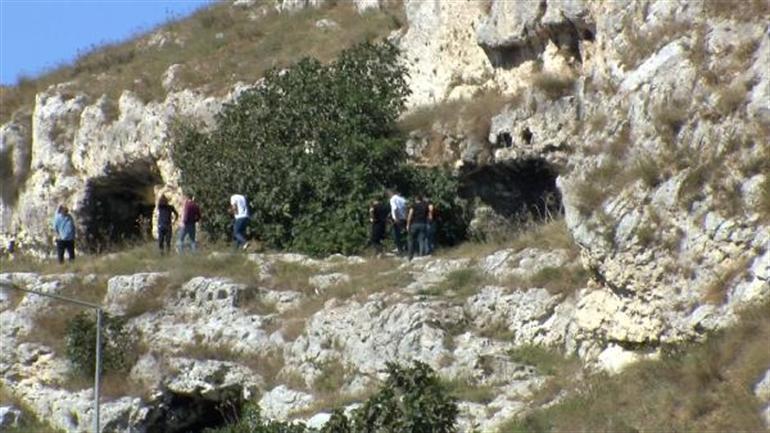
206, 361, 458, 433
65, 311, 134, 377
173, 42, 469, 255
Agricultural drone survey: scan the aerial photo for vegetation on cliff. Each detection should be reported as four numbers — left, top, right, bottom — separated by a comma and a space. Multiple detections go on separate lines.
173, 41, 469, 255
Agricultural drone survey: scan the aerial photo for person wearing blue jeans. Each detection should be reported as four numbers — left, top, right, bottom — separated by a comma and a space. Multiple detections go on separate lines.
178, 194, 201, 253
407, 194, 431, 261
52, 205, 76, 263
230, 194, 249, 250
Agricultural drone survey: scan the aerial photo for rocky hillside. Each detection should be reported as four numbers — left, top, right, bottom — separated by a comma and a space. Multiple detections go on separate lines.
1, 0, 769, 431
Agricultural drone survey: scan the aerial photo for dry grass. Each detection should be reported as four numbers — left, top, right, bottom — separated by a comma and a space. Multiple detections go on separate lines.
0, 384, 62, 433
702, 256, 752, 304
704, 0, 770, 21
501, 300, 770, 432
1, 242, 263, 286
715, 80, 749, 116
531, 72, 575, 100
619, 14, 689, 70
398, 88, 518, 147
443, 376, 497, 404
1, 2, 404, 124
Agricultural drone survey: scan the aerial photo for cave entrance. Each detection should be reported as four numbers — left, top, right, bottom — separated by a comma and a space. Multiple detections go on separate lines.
81, 160, 161, 252
145, 393, 241, 433
459, 158, 562, 221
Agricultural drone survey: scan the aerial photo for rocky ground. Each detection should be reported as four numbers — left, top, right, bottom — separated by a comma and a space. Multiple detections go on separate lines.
1, 231, 769, 432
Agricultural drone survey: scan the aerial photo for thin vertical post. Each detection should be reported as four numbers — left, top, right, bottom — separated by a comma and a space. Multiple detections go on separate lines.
94, 308, 102, 433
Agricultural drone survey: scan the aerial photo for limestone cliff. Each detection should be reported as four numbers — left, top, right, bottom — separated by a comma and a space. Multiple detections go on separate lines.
1, 0, 769, 431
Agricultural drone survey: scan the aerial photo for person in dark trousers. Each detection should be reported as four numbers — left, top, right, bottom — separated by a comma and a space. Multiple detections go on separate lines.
406, 194, 431, 261
156, 195, 178, 255
369, 197, 390, 255
388, 189, 407, 254
52, 205, 76, 263
426, 198, 437, 254
178, 194, 202, 253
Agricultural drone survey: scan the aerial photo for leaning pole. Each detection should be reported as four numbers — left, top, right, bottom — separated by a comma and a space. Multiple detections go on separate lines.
1, 283, 103, 432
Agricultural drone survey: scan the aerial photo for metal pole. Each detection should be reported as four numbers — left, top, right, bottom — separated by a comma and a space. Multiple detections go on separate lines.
94, 308, 102, 433
0, 283, 103, 432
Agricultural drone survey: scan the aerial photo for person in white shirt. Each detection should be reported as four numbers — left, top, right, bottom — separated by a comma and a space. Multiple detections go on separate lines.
230, 194, 249, 250
388, 190, 407, 254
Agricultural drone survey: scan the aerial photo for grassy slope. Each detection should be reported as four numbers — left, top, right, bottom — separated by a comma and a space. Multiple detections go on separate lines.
501, 300, 770, 433
0, 1, 405, 124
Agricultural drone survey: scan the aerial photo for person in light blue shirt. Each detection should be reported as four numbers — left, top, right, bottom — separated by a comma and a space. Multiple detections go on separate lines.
52, 205, 76, 263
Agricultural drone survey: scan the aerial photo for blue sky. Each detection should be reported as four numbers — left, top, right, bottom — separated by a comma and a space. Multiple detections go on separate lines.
0, 0, 214, 86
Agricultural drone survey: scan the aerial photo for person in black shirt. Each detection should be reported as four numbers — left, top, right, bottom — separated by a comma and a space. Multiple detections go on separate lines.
156, 194, 178, 255
406, 194, 431, 261
369, 197, 390, 255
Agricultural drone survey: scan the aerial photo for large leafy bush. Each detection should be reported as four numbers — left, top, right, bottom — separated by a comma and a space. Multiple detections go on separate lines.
173, 42, 468, 255
206, 361, 458, 433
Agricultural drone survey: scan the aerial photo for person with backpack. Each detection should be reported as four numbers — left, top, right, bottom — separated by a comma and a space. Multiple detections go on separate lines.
156, 194, 178, 255
230, 193, 249, 251
178, 193, 202, 253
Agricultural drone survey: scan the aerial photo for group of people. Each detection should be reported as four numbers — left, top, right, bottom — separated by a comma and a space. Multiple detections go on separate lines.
153, 193, 203, 254
369, 190, 436, 260
50, 190, 436, 261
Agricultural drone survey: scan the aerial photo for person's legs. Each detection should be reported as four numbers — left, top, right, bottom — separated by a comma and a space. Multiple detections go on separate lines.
159, 227, 171, 254
417, 224, 428, 256
371, 222, 385, 254
393, 220, 406, 254
177, 228, 186, 254
427, 222, 436, 254
188, 224, 197, 252
56, 240, 65, 264
233, 217, 247, 250
64, 240, 75, 261
408, 225, 418, 261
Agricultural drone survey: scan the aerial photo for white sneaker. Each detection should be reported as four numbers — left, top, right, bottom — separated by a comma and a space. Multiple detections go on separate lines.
242, 242, 250, 251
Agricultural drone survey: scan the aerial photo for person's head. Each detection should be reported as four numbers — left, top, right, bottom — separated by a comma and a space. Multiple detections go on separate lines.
159, 195, 168, 206
387, 189, 397, 198
415, 194, 424, 202
59, 205, 69, 215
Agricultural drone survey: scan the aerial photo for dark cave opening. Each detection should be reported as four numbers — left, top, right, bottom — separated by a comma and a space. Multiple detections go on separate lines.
144, 393, 241, 433
80, 160, 160, 252
459, 158, 562, 220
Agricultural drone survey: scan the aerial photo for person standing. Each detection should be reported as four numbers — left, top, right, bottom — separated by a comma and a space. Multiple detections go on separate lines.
230, 193, 249, 250
178, 194, 202, 253
368, 197, 390, 255
406, 194, 430, 261
426, 198, 437, 254
156, 195, 178, 255
388, 190, 407, 254
52, 205, 76, 263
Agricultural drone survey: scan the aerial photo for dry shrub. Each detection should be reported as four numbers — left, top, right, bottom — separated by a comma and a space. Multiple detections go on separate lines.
531, 72, 575, 100
588, 111, 608, 132
702, 256, 751, 304
715, 80, 748, 116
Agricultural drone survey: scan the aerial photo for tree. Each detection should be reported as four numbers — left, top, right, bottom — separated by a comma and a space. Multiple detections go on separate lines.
173, 41, 469, 255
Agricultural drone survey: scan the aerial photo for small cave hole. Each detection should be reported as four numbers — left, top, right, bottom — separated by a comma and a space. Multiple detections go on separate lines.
80, 160, 161, 253
497, 132, 513, 148
459, 158, 562, 220
521, 128, 533, 145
